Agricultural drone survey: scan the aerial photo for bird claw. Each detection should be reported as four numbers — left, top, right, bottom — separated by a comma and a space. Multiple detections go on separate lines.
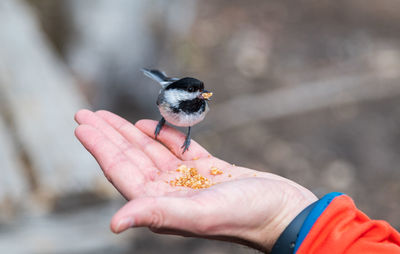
154, 117, 165, 140
181, 138, 191, 154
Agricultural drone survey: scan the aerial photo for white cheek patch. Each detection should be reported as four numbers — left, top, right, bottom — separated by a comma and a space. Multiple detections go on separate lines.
164, 89, 200, 107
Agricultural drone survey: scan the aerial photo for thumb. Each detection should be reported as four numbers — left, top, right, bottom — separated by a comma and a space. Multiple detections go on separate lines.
110, 196, 202, 234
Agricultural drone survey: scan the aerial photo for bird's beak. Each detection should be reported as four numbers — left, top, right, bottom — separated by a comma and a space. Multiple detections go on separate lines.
200, 90, 213, 100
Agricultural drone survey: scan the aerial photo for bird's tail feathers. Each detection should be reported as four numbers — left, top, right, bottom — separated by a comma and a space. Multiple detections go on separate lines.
141, 68, 176, 87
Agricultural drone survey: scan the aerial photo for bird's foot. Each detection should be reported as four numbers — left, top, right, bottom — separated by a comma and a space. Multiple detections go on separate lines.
154, 117, 166, 140
181, 138, 191, 154
181, 126, 192, 154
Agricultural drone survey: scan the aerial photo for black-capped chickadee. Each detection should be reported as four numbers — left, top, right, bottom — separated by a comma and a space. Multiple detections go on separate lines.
141, 68, 212, 153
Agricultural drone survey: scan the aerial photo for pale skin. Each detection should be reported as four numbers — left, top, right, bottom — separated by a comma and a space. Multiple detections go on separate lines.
74, 109, 317, 253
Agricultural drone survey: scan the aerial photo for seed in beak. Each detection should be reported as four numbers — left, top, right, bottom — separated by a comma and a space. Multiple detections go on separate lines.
201, 92, 213, 100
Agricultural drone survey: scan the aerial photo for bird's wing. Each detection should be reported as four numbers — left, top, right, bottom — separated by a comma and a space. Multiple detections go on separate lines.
141, 68, 178, 88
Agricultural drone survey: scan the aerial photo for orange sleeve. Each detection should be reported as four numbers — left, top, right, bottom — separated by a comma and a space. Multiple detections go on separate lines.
297, 195, 400, 254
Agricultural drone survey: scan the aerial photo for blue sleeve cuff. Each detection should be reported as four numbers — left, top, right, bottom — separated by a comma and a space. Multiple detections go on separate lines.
294, 192, 344, 252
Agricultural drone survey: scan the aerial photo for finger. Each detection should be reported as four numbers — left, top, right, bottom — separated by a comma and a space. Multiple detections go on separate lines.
95, 110, 180, 170
110, 197, 201, 234
135, 120, 210, 161
75, 109, 127, 147
75, 124, 150, 199
75, 109, 157, 171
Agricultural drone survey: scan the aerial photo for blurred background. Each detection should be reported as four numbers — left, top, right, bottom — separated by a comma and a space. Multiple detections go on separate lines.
1, 0, 400, 253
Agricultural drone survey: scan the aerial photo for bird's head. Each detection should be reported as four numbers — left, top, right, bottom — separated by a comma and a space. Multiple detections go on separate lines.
163, 77, 212, 107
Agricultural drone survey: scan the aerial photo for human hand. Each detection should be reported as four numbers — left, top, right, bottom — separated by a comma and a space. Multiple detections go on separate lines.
74, 109, 317, 253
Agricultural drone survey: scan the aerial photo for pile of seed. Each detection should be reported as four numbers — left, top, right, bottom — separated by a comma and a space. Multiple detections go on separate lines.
169, 165, 213, 189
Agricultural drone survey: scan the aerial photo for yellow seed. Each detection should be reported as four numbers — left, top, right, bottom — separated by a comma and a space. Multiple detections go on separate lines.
210, 167, 223, 175
169, 164, 213, 189
201, 92, 213, 100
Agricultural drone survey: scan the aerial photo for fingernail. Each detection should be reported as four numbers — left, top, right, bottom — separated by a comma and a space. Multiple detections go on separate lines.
116, 218, 135, 233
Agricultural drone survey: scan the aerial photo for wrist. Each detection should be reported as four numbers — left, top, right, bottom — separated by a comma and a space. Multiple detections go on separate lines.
254, 186, 317, 253
270, 201, 317, 254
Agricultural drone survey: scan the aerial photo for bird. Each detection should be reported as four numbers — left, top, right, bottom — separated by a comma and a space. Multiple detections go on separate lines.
141, 68, 212, 153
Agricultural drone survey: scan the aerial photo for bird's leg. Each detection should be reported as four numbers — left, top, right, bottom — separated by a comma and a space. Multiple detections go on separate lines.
154, 117, 166, 140
181, 126, 191, 153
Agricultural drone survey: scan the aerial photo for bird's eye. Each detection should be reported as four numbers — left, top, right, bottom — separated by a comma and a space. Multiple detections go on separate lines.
188, 87, 194, 92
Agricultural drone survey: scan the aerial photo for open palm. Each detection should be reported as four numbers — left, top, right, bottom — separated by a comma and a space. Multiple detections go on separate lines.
74, 109, 316, 252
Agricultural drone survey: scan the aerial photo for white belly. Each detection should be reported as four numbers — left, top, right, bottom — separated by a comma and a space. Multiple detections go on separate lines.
159, 105, 209, 127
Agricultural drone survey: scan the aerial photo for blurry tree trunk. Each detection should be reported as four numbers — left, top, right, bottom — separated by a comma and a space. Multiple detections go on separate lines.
0, 0, 108, 213
66, 0, 198, 112
0, 114, 27, 220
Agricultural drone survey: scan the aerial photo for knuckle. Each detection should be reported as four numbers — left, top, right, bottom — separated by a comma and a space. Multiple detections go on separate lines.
149, 208, 164, 229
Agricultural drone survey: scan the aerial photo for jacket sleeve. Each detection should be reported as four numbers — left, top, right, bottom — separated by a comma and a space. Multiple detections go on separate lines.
295, 192, 400, 254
